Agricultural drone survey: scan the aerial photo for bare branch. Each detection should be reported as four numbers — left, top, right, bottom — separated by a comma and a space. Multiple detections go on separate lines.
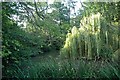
34, 0, 49, 20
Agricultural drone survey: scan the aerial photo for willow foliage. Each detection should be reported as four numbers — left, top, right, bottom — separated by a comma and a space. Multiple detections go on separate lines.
60, 13, 119, 61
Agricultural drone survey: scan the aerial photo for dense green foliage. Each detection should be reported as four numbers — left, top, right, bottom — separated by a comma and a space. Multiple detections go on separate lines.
60, 12, 120, 60
2, 1, 120, 79
2, 2, 67, 65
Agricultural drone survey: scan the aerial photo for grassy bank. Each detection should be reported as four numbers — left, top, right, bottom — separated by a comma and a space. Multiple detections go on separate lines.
3, 57, 120, 79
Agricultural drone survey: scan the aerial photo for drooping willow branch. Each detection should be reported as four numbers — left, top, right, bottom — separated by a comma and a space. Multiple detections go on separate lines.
60, 13, 120, 61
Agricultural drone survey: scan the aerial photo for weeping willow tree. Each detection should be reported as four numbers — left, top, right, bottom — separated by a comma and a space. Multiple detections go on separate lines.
60, 12, 120, 61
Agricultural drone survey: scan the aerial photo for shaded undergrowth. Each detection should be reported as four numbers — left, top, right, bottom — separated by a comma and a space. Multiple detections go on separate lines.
3, 57, 120, 79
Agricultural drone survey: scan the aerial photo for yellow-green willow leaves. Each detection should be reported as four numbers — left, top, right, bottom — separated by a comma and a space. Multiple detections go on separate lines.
112, 49, 120, 62
87, 34, 92, 59
60, 13, 119, 61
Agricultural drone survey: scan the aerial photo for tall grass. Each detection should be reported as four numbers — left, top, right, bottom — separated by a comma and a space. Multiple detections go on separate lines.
3, 58, 120, 78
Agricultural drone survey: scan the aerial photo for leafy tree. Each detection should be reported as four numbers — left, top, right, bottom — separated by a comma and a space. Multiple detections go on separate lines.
60, 2, 120, 61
